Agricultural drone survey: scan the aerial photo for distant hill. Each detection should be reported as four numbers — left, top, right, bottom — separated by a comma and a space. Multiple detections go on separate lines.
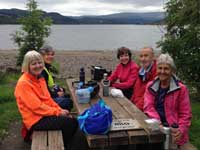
0, 9, 27, 24
0, 8, 78, 24
0, 8, 165, 24
76, 12, 165, 24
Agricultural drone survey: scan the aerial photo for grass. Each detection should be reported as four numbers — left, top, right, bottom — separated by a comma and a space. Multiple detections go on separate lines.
0, 85, 15, 103
0, 72, 20, 84
0, 72, 20, 103
0, 101, 21, 138
0, 72, 21, 139
190, 102, 200, 149
0, 72, 200, 150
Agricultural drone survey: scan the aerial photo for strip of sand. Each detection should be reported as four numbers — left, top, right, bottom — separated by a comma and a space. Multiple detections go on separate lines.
0, 50, 120, 78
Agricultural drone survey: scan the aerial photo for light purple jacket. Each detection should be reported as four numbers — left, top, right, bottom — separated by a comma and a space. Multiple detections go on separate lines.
144, 76, 192, 145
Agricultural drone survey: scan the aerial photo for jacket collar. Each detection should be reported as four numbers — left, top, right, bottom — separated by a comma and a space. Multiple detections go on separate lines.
120, 60, 131, 67
24, 72, 43, 82
45, 63, 51, 69
150, 75, 180, 94
138, 62, 153, 81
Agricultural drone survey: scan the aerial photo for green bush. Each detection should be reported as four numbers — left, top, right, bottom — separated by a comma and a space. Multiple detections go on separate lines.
12, 0, 52, 65
51, 61, 60, 74
158, 0, 200, 97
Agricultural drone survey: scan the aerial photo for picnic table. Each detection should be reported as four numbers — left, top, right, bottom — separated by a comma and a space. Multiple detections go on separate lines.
66, 79, 165, 149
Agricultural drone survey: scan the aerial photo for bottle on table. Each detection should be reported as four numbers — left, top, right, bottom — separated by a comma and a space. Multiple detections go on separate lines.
102, 73, 110, 96
170, 123, 179, 150
162, 123, 170, 150
79, 67, 85, 85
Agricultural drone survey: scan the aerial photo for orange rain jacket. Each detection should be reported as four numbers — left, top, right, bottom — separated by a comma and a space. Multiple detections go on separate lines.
15, 72, 62, 129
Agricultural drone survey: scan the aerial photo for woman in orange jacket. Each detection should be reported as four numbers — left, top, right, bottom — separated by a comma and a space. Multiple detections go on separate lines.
15, 50, 84, 149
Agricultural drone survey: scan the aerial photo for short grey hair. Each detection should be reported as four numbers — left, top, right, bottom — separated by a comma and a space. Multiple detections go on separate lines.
141, 47, 154, 52
22, 50, 44, 73
157, 53, 176, 71
39, 45, 54, 56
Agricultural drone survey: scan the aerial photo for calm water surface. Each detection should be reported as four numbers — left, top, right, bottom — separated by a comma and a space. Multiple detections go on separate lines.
0, 25, 165, 50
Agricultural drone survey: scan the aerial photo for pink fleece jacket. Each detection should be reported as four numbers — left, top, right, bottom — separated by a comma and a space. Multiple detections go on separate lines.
144, 77, 192, 145
108, 60, 139, 89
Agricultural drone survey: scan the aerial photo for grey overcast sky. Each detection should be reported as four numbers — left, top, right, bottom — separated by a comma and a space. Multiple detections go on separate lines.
0, 0, 166, 16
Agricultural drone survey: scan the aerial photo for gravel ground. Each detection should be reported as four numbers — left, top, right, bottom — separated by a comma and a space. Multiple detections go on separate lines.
0, 49, 121, 79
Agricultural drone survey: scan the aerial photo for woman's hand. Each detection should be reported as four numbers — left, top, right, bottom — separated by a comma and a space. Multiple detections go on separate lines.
59, 109, 69, 117
171, 127, 182, 142
57, 88, 65, 97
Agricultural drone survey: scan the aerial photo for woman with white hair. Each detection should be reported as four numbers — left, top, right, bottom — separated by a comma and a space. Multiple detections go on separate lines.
15, 50, 87, 149
144, 53, 192, 148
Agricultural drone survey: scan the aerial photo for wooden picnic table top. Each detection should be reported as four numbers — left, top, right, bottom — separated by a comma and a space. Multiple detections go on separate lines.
66, 79, 165, 148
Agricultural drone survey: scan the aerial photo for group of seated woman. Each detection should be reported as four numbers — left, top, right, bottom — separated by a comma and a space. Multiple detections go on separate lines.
15, 46, 192, 149
108, 46, 192, 149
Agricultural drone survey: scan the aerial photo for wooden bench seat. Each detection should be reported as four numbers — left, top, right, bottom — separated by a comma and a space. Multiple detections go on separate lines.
31, 130, 64, 150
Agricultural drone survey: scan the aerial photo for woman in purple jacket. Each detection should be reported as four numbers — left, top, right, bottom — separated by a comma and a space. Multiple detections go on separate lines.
144, 53, 192, 147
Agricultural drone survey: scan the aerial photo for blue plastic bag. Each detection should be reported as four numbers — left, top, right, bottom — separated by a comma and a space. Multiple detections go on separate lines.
77, 99, 112, 135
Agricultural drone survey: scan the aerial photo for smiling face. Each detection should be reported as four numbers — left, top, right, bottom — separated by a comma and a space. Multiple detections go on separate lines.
29, 59, 44, 77
157, 63, 173, 83
139, 48, 154, 69
43, 51, 54, 64
119, 53, 130, 65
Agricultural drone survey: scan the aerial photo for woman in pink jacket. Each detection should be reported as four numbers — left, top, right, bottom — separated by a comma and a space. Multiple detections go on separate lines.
108, 46, 139, 99
144, 53, 192, 147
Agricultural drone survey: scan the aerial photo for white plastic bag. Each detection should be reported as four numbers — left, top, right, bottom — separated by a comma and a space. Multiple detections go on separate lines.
110, 89, 124, 98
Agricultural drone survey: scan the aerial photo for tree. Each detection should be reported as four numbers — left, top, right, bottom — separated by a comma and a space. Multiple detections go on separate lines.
158, 0, 200, 95
12, 0, 52, 65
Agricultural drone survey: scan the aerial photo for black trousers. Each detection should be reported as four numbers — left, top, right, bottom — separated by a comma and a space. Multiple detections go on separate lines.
31, 116, 78, 148
122, 87, 133, 100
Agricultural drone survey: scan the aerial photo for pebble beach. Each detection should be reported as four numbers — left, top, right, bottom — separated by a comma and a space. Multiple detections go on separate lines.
0, 49, 122, 78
